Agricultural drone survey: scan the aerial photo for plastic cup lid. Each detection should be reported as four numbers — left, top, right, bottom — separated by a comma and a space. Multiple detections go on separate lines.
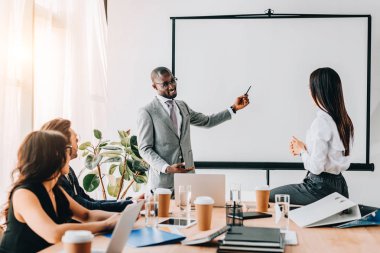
155, 188, 172, 195
255, 185, 270, 190
194, 196, 214, 205
62, 230, 94, 244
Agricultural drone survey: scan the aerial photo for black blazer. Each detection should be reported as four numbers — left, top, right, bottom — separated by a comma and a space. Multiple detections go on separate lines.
58, 167, 133, 212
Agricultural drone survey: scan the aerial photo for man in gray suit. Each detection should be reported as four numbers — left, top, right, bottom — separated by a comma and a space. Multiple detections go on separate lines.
137, 67, 249, 191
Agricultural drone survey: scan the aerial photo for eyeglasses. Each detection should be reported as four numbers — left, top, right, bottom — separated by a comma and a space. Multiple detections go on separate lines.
155, 77, 178, 88
65, 145, 73, 156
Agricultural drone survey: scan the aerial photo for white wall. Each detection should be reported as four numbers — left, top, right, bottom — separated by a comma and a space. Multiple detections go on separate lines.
107, 0, 380, 206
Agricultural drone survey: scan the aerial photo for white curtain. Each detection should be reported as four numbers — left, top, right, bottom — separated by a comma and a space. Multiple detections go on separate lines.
33, 0, 108, 139
0, 0, 108, 203
0, 0, 34, 205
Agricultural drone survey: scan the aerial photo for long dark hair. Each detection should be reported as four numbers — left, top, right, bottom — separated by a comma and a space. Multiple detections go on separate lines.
2, 130, 69, 222
309, 67, 354, 156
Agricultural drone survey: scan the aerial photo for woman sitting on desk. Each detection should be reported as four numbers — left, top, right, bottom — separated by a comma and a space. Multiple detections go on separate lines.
269, 67, 354, 205
0, 131, 120, 253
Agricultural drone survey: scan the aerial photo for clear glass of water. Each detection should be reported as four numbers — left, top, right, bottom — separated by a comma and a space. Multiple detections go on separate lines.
230, 183, 241, 204
178, 185, 191, 218
145, 193, 158, 227
275, 194, 290, 232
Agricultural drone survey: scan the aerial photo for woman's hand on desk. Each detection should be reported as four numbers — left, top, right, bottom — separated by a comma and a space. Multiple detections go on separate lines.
103, 213, 121, 231
290, 136, 306, 156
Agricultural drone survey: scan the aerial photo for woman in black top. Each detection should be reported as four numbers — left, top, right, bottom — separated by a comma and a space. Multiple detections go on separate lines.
0, 131, 121, 253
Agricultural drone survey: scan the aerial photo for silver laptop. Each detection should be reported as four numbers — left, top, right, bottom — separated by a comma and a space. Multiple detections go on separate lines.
93, 201, 144, 253
174, 174, 226, 207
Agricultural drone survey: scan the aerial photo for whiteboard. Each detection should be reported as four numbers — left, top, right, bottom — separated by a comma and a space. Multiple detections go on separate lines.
173, 17, 369, 166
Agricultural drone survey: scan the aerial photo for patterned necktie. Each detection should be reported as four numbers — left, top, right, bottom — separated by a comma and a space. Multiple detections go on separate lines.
165, 100, 178, 134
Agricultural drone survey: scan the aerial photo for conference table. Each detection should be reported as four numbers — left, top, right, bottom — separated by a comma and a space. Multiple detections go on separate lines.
41, 202, 380, 253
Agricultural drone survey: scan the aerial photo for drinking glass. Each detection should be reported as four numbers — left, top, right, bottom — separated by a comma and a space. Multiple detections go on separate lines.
229, 183, 241, 204
275, 194, 290, 232
178, 185, 191, 218
145, 192, 158, 227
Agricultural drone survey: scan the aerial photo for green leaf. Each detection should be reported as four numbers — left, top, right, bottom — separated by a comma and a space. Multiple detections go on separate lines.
125, 167, 132, 181
109, 164, 118, 174
120, 137, 129, 147
94, 129, 102, 139
94, 155, 103, 167
82, 150, 89, 157
101, 146, 122, 151
119, 162, 132, 181
132, 181, 141, 192
130, 136, 142, 158
101, 150, 123, 159
118, 163, 126, 175
126, 159, 133, 171
79, 141, 92, 150
124, 147, 132, 154
99, 142, 108, 148
107, 177, 122, 197
132, 160, 148, 173
102, 156, 122, 163
117, 130, 126, 139
83, 174, 100, 192
85, 155, 94, 169
101, 150, 122, 155
133, 174, 147, 184
101, 153, 121, 158
85, 154, 102, 169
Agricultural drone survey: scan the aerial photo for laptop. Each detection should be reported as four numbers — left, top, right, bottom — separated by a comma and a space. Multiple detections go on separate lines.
92, 201, 144, 253
174, 174, 226, 207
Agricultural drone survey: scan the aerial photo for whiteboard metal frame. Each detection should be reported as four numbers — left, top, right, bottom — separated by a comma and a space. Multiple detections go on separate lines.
170, 11, 374, 184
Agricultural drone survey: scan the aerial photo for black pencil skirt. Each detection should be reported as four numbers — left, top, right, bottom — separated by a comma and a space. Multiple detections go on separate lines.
269, 172, 349, 205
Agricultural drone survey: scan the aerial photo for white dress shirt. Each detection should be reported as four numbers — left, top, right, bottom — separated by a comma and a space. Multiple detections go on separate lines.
156, 94, 234, 173
300, 109, 351, 175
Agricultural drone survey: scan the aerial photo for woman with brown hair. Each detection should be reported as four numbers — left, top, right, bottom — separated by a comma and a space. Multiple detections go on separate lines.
0, 131, 120, 253
41, 118, 136, 212
270, 67, 354, 205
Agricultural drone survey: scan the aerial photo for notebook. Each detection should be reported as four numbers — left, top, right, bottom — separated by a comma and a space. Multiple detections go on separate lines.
181, 226, 230, 245
218, 244, 284, 252
223, 226, 282, 248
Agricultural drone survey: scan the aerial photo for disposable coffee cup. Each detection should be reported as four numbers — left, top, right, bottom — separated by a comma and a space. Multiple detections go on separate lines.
156, 188, 172, 217
62, 230, 94, 253
255, 185, 270, 212
194, 196, 214, 231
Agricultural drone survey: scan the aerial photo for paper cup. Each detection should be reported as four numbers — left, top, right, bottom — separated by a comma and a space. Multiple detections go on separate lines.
194, 196, 214, 231
62, 230, 93, 253
156, 188, 172, 217
255, 185, 270, 212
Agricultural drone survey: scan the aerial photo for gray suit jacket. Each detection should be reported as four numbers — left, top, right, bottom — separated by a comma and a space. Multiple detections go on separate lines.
137, 97, 231, 190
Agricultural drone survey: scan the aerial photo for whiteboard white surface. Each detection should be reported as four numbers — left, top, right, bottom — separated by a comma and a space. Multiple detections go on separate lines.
174, 17, 368, 164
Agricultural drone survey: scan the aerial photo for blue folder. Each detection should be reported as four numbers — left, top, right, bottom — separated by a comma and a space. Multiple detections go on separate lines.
336, 210, 380, 228
105, 227, 185, 247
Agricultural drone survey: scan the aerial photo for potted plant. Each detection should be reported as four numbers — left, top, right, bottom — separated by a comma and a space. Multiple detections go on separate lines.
78, 129, 149, 200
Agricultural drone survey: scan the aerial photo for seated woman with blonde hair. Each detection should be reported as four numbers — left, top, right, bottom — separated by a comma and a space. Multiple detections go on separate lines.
0, 130, 121, 253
